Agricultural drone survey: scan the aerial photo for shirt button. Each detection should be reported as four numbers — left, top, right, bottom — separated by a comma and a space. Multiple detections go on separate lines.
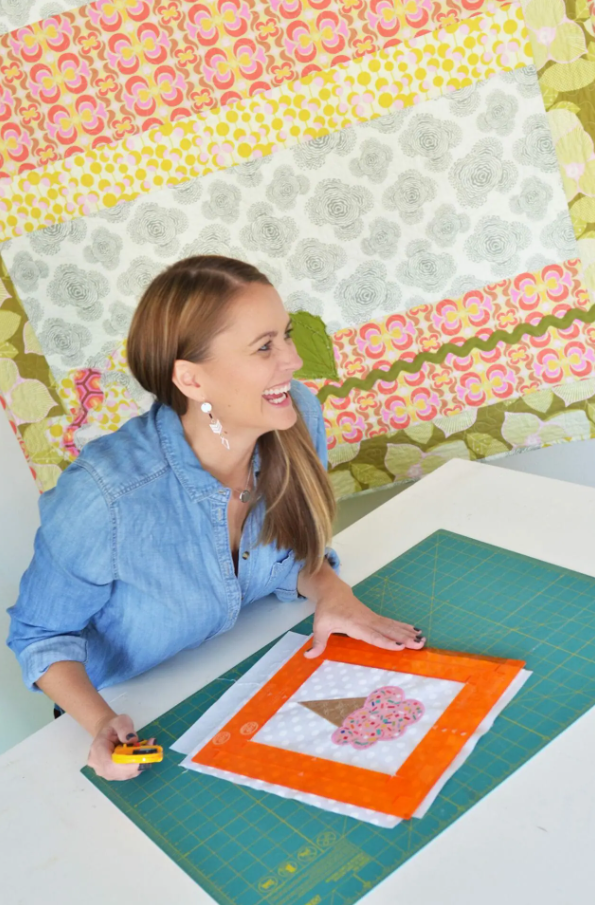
242, 551, 250, 560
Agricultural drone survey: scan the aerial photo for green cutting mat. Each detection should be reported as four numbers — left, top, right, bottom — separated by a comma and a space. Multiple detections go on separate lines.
83, 530, 595, 905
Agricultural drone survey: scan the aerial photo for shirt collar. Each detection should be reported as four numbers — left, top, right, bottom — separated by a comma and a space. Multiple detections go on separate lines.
155, 402, 261, 503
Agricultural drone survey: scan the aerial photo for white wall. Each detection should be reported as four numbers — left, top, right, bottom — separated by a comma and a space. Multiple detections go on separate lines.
2, 411, 595, 754
334, 440, 595, 531
486, 440, 595, 486
0, 411, 50, 750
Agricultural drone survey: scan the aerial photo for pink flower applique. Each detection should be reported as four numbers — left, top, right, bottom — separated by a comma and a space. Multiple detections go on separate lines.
331, 686, 424, 749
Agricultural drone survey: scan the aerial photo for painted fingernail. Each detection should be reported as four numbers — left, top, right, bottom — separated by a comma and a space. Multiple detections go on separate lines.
139, 764, 152, 771
414, 627, 421, 632
415, 633, 424, 642
126, 733, 137, 740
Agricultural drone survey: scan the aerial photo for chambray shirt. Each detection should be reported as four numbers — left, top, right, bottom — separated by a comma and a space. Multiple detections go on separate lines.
7, 379, 338, 692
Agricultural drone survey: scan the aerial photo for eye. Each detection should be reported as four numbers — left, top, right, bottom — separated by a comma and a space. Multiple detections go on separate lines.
257, 326, 293, 353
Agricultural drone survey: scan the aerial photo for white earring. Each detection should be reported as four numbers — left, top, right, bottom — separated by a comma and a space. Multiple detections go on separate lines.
201, 401, 230, 450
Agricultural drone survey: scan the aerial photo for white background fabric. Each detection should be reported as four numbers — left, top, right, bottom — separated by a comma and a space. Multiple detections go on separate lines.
253, 660, 464, 775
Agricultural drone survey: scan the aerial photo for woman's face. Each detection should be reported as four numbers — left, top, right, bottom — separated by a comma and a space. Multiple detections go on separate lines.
182, 282, 303, 436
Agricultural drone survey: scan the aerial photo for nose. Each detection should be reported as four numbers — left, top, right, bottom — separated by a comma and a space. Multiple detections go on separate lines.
290, 348, 303, 374
281, 341, 303, 374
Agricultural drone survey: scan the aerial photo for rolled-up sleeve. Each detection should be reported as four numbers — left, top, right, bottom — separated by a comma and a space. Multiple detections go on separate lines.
272, 380, 340, 602
6, 462, 114, 690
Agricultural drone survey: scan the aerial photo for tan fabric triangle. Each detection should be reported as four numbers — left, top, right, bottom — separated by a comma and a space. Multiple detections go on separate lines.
299, 697, 367, 727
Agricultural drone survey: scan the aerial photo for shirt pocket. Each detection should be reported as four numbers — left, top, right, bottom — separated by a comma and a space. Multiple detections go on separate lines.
269, 551, 295, 585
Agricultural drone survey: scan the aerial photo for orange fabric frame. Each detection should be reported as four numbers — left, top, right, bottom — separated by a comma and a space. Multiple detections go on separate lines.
192, 636, 525, 819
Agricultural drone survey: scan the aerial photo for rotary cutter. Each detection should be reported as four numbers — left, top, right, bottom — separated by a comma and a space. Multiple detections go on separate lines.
112, 739, 164, 764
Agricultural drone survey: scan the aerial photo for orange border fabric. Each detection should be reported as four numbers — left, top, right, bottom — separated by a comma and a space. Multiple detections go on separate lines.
192, 635, 525, 819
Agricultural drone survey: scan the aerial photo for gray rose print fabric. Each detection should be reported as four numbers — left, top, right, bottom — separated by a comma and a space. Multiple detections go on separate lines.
1, 66, 574, 375
0, 0, 77, 34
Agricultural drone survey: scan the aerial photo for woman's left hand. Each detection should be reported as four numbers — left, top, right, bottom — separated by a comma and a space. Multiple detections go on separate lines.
305, 588, 426, 659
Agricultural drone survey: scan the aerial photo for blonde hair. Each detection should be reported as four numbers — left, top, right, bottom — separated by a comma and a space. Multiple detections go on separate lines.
127, 255, 335, 573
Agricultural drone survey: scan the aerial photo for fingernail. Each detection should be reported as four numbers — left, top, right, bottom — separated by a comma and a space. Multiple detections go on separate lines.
395, 641, 405, 648
415, 633, 424, 642
126, 733, 137, 741
414, 627, 421, 632
139, 764, 152, 771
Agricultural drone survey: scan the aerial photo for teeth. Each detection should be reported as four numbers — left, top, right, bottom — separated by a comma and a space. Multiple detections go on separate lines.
263, 383, 291, 397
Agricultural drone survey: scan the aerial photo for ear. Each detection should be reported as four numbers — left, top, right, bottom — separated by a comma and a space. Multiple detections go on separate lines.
172, 360, 205, 403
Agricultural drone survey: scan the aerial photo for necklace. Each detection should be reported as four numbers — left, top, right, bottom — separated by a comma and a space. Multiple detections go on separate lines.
236, 461, 254, 504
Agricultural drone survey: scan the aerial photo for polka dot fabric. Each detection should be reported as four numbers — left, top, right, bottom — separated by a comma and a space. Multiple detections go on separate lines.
0, 3, 530, 240
254, 661, 463, 775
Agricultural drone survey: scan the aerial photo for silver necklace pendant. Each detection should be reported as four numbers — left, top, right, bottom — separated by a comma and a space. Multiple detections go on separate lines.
237, 458, 254, 503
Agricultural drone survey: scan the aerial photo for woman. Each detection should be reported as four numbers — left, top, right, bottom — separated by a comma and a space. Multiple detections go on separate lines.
7, 256, 425, 781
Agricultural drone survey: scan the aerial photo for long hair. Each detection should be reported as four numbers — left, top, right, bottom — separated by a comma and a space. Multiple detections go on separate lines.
127, 255, 335, 573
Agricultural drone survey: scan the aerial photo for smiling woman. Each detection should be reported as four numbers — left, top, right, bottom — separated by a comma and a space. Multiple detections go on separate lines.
127, 256, 334, 572
7, 255, 426, 782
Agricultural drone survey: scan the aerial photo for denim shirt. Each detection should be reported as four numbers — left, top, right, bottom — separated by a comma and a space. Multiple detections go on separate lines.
7, 379, 338, 692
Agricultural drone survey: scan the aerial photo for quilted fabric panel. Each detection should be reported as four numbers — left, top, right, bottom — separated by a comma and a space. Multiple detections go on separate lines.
1, 0, 595, 499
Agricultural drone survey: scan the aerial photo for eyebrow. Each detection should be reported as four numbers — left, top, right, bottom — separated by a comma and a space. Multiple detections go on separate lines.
249, 319, 293, 346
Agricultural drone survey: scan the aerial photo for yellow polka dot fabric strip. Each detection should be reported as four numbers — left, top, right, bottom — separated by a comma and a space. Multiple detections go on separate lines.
0, 2, 532, 241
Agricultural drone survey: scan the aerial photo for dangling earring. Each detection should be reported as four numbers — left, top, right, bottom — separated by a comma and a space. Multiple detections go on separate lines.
201, 402, 230, 450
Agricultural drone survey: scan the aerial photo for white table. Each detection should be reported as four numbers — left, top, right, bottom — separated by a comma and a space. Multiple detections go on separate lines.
2, 459, 594, 904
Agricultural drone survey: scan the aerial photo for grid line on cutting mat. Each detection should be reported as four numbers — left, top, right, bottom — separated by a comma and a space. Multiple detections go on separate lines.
82, 530, 595, 905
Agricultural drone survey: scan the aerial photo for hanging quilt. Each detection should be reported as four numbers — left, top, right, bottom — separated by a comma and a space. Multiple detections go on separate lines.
1, 0, 595, 499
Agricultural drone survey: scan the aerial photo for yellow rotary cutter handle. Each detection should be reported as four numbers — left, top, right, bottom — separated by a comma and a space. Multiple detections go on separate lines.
112, 739, 164, 765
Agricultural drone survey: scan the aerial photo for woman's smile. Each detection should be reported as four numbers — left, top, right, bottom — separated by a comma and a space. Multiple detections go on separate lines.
262, 381, 292, 407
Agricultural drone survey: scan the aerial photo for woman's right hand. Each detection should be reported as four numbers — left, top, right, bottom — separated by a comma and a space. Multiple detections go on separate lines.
87, 713, 149, 781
